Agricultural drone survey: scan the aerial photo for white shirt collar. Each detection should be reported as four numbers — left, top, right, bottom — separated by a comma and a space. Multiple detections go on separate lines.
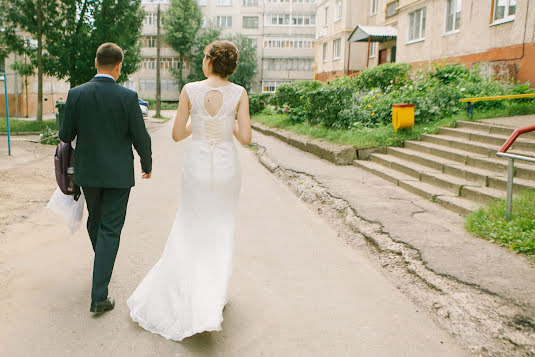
94, 74, 115, 81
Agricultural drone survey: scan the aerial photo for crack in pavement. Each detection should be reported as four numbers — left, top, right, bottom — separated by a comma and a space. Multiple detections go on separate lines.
250, 144, 535, 357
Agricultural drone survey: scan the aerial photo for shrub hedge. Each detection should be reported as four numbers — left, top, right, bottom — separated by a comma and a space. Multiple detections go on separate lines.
268, 63, 533, 129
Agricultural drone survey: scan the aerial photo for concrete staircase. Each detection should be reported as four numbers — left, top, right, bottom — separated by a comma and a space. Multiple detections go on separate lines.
353, 120, 535, 215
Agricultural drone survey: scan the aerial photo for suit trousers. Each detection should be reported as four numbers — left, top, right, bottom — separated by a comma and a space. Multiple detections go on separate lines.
82, 187, 131, 302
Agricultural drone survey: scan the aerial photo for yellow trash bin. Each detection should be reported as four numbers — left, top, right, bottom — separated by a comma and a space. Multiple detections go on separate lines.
392, 103, 415, 133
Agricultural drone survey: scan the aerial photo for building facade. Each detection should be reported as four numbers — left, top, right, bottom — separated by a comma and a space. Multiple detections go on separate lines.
132, 0, 317, 100
316, 0, 535, 85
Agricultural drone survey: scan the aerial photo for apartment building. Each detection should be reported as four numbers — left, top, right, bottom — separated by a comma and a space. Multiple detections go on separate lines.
315, 0, 369, 81
316, 0, 535, 85
394, 0, 535, 84
132, 0, 317, 98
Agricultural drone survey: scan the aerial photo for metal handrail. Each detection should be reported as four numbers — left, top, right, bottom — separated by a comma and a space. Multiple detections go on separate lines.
496, 125, 535, 221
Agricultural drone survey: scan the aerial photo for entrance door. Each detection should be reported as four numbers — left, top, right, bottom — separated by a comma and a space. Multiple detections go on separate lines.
378, 49, 388, 65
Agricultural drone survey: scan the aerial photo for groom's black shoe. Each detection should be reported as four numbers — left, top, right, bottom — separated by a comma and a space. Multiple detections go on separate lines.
90, 297, 115, 314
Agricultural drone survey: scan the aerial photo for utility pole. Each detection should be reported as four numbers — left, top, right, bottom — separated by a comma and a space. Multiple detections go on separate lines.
36, 0, 43, 122
156, 3, 161, 117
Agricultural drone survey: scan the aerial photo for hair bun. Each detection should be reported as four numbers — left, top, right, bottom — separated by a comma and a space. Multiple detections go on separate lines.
204, 40, 239, 78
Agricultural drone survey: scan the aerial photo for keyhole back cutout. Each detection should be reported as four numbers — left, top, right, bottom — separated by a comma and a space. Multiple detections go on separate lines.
204, 90, 223, 118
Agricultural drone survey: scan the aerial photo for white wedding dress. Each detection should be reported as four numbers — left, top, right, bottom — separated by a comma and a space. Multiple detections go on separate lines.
127, 81, 244, 341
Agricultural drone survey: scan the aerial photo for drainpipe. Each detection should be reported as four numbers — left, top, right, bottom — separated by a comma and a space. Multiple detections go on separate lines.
346, 39, 351, 76
366, 37, 371, 68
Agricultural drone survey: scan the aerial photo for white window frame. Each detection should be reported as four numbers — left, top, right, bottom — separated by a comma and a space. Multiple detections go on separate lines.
444, 0, 461, 35
324, 7, 329, 27
334, 0, 343, 22
492, 0, 516, 25
368, 42, 377, 58
201, 16, 207, 28
322, 42, 328, 62
197, 0, 207, 6
243, 16, 259, 29
386, 1, 398, 18
216, 0, 232, 6
217, 16, 232, 28
407, 7, 426, 43
370, 0, 378, 15
243, 0, 258, 5
333, 38, 341, 60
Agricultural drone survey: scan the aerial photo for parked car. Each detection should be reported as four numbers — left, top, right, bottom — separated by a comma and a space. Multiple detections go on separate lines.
139, 98, 149, 118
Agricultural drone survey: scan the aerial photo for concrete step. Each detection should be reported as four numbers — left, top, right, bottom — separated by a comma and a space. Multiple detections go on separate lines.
439, 127, 535, 152
352, 160, 479, 215
460, 186, 504, 204
386, 146, 535, 186
420, 134, 535, 158
456, 120, 535, 140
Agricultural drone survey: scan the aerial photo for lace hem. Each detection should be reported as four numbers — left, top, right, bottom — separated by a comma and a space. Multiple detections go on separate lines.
127, 298, 224, 342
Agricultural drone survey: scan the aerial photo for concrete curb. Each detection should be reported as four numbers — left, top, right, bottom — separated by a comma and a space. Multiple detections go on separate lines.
252, 122, 360, 165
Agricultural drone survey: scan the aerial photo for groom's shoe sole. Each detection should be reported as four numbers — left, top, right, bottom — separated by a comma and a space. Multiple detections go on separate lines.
90, 297, 115, 314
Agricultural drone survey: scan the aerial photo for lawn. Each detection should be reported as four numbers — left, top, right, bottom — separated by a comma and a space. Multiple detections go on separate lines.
466, 190, 535, 258
252, 102, 535, 149
0, 119, 56, 133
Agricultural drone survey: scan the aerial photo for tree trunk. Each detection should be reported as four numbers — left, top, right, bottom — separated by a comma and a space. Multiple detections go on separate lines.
36, 0, 43, 122
156, 4, 161, 116
178, 55, 184, 92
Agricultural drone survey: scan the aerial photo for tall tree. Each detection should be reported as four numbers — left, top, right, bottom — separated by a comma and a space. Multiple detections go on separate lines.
163, 0, 201, 90
0, 0, 57, 121
156, 3, 161, 116
187, 26, 220, 83
226, 34, 258, 93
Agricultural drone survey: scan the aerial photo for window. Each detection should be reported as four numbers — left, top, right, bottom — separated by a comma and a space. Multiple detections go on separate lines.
143, 58, 156, 70
264, 0, 290, 3
201, 16, 207, 28
140, 79, 156, 92
217, 16, 232, 28
333, 38, 341, 60
197, 0, 207, 6
243, 16, 259, 28
408, 7, 426, 42
161, 79, 179, 92
370, 0, 378, 15
493, 0, 516, 23
324, 7, 329, 26
292, 14, 315, 25
386, 1, 398, 18
142, 36, 156, 48
243, 0, 258, 5
262, 81, 290, 93
263, 38, 314, 49
322, 42, 328, 62
369, 42, 377, 58
144, 12, 156, 25
263, 58, 314, 71
122, 79, 136, 91
266, 14, 290, 25
445, 0, 461, 33
217, 0, 232, 5
334, 1, 343, 21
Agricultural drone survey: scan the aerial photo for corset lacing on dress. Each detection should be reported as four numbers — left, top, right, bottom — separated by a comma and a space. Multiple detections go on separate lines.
204, 118, 224, 190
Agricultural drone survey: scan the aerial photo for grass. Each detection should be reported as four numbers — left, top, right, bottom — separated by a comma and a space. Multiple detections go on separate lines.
253, 112, 458, 149
145, 99, 178, 111
252, 102, 535, 149
0, 119, 56, 133
466, 190, 535, 258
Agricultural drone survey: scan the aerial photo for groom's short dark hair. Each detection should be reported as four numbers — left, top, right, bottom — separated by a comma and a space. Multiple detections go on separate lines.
96, 43, 124, 69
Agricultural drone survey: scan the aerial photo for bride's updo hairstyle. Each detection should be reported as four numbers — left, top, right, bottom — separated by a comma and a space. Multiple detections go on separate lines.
204, 40, 239, 78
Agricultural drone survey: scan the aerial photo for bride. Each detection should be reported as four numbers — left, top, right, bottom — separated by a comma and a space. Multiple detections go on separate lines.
127, 40, 252, 341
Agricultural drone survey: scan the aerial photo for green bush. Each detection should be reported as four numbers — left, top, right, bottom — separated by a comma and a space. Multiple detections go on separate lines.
40, 126, 60, 145
356, 63, 411, 91
305, 79, 357, 128
271, 80, 324, 111
249, 93, 272, 115
429, 62, 470, 84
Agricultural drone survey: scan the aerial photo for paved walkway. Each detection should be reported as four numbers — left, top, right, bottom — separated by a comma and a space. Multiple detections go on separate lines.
0, 122, 469, 356
252, 129, 535, 317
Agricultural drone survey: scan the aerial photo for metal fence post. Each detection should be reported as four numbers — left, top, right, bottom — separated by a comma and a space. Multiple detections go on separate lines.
2, 73, 10, 156
505, 158, 514, 221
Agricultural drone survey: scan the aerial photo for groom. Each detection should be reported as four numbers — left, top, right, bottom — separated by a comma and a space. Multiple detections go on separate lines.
59, 42, 152, 314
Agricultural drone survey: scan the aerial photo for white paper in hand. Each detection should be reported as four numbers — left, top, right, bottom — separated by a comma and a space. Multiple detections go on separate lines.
46, 188, 85, 233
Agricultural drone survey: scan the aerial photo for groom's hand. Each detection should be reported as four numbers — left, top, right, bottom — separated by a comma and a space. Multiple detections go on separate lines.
142, 171, 152, 179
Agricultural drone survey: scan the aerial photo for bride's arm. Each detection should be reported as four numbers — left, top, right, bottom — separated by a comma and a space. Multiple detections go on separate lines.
172, 87, 192, 142
234, 89, 252, 145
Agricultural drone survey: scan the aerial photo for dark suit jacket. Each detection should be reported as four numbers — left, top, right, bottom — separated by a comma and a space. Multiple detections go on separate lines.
59, 77, 152, 188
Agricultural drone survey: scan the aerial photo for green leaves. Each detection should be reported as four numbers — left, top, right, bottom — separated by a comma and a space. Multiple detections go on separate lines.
226, 33, 257, 93
466, 190, 535, 257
